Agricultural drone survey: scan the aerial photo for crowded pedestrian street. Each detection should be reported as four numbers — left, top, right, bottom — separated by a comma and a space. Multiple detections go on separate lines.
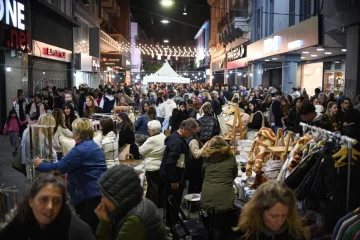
1, 0, 360, 240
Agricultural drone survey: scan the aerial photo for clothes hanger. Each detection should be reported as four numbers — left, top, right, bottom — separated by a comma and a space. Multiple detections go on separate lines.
354, 207, 360, 215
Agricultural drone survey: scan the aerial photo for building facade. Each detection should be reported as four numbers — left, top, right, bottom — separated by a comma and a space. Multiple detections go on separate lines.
208, 0, 250, 87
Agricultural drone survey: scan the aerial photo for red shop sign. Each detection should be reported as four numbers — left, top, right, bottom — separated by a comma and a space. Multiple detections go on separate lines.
43, 47, 66, 59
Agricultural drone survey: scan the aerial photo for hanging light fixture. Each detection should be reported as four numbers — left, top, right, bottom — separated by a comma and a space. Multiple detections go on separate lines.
183, 5, 187, 15
160, 0, 174, 6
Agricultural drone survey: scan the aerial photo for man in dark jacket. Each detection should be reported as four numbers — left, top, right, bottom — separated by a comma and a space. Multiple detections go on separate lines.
186, 99, 198, 119
78, 88, 87, 117
271, 91, 283, 133
160, 118, 199, 229
53, 88, 65, 109
211, 91, 222, 116
299, 101, 332, 132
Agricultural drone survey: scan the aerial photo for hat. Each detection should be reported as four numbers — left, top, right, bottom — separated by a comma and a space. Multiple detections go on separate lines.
98, 165, 143, 211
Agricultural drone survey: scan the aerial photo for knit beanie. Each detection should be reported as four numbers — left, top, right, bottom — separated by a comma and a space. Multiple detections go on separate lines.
98, 165, 143, 212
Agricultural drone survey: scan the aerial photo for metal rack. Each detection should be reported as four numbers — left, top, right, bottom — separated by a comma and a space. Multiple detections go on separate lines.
0, 185, 18, 222
300, 122, 357, 212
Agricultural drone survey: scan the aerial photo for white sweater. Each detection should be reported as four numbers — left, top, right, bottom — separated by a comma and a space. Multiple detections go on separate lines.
161, 99, 177, 120
53, 126, 73, 152
139, 133, 166, 171
102, 131, 119, 168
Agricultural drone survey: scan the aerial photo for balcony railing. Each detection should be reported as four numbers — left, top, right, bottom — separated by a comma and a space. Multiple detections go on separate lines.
218, 1, 248, 32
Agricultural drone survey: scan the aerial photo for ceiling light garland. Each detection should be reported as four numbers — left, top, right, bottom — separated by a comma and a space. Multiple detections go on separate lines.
119, 42, 210, 58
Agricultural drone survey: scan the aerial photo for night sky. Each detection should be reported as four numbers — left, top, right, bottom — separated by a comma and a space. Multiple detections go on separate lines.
130, 0, 210, 45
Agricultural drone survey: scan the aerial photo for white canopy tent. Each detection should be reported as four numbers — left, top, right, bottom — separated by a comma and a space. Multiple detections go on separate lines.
142, 61, 190, 85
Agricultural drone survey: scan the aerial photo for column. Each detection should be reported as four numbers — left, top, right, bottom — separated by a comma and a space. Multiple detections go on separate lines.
224, 69, 228, 85
253, 63, 263, 88
0, 50, 7, 132
344, 24, 360, 102
280, 54, 301, 95
282, 62, 297, 96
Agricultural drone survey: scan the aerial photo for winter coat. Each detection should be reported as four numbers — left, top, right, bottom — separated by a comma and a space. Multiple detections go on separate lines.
100, 95, 116, 113
84, 106, 102, 119
201, 145, 237, 213
212, 98, 222, 116
156, 103, 165, 118
309, 113, 333, 131
234, 225, 303, 240
161, 99, 177, 120
248, 111, 264, 130
198, 114, 220, 143
36, 140, 107, 206
0, 204, 95, 240
3, 118, 27, 135
170, 108, 189, 133
139, 133, 166, 171
53, 126, 73, 152
160, 131, 189, 184
102, 131, 119, 168
271, 100, 283, 127
134, 114, 151, 136
96, 198, 166, 240
12, 98, 29, 121
187, 107, 198, 119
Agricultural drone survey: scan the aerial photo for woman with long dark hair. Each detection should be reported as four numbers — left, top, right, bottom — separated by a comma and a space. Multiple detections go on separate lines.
134, 103, 157, 136
52, 108, 73, 160
64, 102, 78, 131
0, 173, 95, 240
287, 97, 305, 133
248, 100, 265, 131
117, 113, 139, 159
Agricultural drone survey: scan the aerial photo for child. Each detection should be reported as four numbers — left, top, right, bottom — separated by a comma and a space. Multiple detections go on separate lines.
3, 110, 27, 156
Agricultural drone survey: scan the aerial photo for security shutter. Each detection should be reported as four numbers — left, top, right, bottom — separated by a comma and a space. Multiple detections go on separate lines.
32, 57, 69, 94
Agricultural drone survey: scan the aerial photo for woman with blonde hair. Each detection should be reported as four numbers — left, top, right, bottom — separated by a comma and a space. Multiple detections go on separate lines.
21, 113, 58, 179
201, 136, 237, 239
233, 180, 304, 240
34, 118, 107, 234
202, 92, 212, 104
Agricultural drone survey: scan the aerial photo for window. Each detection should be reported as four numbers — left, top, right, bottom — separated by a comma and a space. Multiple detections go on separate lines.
289, 0, 295, 26
255, 8, 261, 41
269, 0, 274, 35
47, 0, 72, 17
300, 0, 312, 21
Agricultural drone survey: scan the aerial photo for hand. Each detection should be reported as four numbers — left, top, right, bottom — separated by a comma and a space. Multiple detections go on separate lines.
171, 182, 179, 190
95, 202, 110, 222
34, 157, 43, 167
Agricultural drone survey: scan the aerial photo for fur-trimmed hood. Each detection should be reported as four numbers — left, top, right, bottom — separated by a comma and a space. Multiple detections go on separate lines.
203, 145, 234, 163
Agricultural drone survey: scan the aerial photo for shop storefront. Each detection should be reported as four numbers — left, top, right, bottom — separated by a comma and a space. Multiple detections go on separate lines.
246, 16, 320, 93
0, 0, 29, 129
101, 54, 129, 84
74, 53, 100, 88
30, 40, 72, 94
212, 59, 226, 86
226, 44, 248, 88
323, 60, 346, 94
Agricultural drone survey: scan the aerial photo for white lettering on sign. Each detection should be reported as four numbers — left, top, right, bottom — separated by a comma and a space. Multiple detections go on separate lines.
288, 40, 303, 50
264, 36, 281, 53
227, 45, 246, 62
0, 0, 25, 31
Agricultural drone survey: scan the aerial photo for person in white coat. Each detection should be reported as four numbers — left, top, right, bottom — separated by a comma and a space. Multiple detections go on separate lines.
160, 92, 177, 133
139, 120, 166, 207
100, 117, 118, 168
52, 108, 73, 160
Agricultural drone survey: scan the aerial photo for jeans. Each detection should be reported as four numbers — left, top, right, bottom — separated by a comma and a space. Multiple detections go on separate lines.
157, 117, 164, 126
162, 119, 170, 133
8, 131, 19, 153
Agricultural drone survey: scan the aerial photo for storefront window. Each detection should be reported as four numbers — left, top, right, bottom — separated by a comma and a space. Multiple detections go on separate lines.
323, 60, 345, 94
301, 62, 323, 97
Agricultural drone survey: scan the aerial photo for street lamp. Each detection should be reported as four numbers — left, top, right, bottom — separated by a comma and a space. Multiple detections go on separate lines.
160, 0, 174, 6
160, 19, 170, 24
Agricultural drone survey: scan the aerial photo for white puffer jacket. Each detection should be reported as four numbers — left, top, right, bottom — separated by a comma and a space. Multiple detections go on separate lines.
139, 133, 166, 171
53, 126, 73, 153
102, 131, 119, 168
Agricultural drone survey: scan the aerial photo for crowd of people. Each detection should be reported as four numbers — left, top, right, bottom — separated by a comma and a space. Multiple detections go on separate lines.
1, 81, 360, 239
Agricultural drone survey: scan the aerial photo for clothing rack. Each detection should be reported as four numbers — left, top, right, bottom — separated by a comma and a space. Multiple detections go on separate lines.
0, 185, 18, 222
299, 122, 357, 212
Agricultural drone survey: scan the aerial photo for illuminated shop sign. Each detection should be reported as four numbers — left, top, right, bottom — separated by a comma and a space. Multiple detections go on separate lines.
0, 0, 26, 30
92, 57, 100, 71
43, 47, 66, 59
288, 40, 304, 50
227, 45, 246, 62
264, 36, 281, 53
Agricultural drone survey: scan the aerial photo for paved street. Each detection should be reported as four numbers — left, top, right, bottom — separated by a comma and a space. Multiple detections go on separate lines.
0, 136, 29, 200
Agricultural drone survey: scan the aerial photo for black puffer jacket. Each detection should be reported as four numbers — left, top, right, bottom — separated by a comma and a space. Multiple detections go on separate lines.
198, 114, 220, 143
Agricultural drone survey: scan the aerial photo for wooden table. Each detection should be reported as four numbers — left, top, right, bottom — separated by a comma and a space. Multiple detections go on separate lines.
267, 146, 293, 160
